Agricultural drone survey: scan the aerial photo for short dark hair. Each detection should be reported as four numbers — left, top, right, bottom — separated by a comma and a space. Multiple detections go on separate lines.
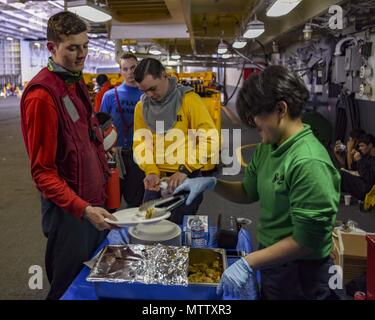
96, 74, 109, 87
134, 58, 165, 83
236, 65, 310, 127
119, 52, 138, 62
358, 134, 375, 146
349, 129, 366, 140
47, 11, 88, 45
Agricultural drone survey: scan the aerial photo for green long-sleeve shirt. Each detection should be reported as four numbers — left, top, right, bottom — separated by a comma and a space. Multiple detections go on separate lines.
242, 125, 341, 259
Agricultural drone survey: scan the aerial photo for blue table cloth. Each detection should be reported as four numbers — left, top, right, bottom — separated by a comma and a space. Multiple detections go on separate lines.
60, 226, 253, 300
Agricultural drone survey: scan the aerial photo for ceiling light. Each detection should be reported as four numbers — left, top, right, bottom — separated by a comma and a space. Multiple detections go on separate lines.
222, 53, 232, 59
88, 33, 98, 38
303, 23, 312, 41
67, 0, 112, 23
217, 39, 228, 54
149, 46, 161, 55
232, 37, 247, 49
6, 37, 14, 41
171, 49, 181, 60
243, 17, 265, 39
9, 2, 26, 9
107, 40, 115, 46
19, 27, 29, 32
167, 60, 179, 66
266, 0, 303, 17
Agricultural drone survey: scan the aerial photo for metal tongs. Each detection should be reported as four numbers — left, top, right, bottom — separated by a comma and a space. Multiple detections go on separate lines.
138, 192, 188, 216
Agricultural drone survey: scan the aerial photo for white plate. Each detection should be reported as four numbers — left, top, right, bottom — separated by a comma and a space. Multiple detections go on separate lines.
104, 207, 171, 227
128, 220, 181, 242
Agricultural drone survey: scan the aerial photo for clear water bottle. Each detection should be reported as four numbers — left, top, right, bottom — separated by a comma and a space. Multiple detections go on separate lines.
190, 216, 206, 248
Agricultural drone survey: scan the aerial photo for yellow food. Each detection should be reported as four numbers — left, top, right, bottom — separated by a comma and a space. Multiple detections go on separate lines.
188, 261, 222, 283
145, 208, 156, 219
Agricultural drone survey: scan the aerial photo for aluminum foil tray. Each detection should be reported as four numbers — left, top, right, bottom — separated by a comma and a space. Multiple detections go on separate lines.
87, 245, 227, 300
87, 244, 189, 286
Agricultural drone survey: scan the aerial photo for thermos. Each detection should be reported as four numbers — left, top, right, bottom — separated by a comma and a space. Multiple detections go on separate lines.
106, 160, 120, 210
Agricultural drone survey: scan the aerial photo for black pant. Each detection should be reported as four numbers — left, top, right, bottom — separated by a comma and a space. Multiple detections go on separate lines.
260, 255, 344, 300
340, 170, 371, 200
120, 149, 145, 208
41, 197, 108, 300
142, 171, 203, 225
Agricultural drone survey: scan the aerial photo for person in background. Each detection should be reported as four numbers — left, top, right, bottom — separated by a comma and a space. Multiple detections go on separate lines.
94, 74, 112, 113
100, 53, 145, 208
133, 58, 219, 224
20, 11, 115, 300
175, 65, 341, 300
341, 134, 375, 201
333, 129, 366, 169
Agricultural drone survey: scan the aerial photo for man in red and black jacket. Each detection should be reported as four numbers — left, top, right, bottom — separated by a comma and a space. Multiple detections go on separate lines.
20, 11, 115, 300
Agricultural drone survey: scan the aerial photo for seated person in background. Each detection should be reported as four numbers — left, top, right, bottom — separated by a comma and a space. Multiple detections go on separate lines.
333, 129, 366, 169
341, 134, 375, 201
94, 74, 112, 113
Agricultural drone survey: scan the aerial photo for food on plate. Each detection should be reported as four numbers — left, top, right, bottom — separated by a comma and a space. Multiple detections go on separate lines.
188, 260, 222, 283
145, 207, 156, 219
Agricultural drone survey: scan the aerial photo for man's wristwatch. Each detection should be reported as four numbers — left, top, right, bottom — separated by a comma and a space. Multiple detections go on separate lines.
178, 165, 190, 175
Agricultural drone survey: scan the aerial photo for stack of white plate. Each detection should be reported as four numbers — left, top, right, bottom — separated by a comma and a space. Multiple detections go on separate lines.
128, 220, 182, 246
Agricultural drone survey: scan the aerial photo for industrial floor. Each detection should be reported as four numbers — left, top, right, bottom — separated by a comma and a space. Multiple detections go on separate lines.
0, 95, 374, 300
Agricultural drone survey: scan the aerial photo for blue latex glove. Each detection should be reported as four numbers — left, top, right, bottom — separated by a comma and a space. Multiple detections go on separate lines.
173, 177, 217, 205
107, 227, 129, 244
217, 257, 259, 300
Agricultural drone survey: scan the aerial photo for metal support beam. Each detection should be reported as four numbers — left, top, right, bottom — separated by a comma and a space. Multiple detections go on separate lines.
180, 0, 196, 55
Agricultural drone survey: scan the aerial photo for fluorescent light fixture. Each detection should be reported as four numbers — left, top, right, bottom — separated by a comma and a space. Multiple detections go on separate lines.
232, 38, 247, 49
266, 0, 303, 17
171, 50, 181, 60
243, 17, 265, 39
67, 0, 112, 23
217, 39, 228, 54
149, 46, 161, 55
88, 33, 98, 38
19, 27, 29, 32
222, 53, 232, 59
6, 37, 14, 41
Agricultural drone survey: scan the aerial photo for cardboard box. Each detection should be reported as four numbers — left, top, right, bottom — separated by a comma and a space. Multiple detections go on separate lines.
331, 230, 368, 285
183, 215, 209, 247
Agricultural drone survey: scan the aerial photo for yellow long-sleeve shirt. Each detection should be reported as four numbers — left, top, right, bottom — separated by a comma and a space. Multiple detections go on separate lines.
133, 91, 219, 176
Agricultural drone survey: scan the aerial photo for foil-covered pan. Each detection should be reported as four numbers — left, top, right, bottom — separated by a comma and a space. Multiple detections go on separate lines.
87, 244, 190, 286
